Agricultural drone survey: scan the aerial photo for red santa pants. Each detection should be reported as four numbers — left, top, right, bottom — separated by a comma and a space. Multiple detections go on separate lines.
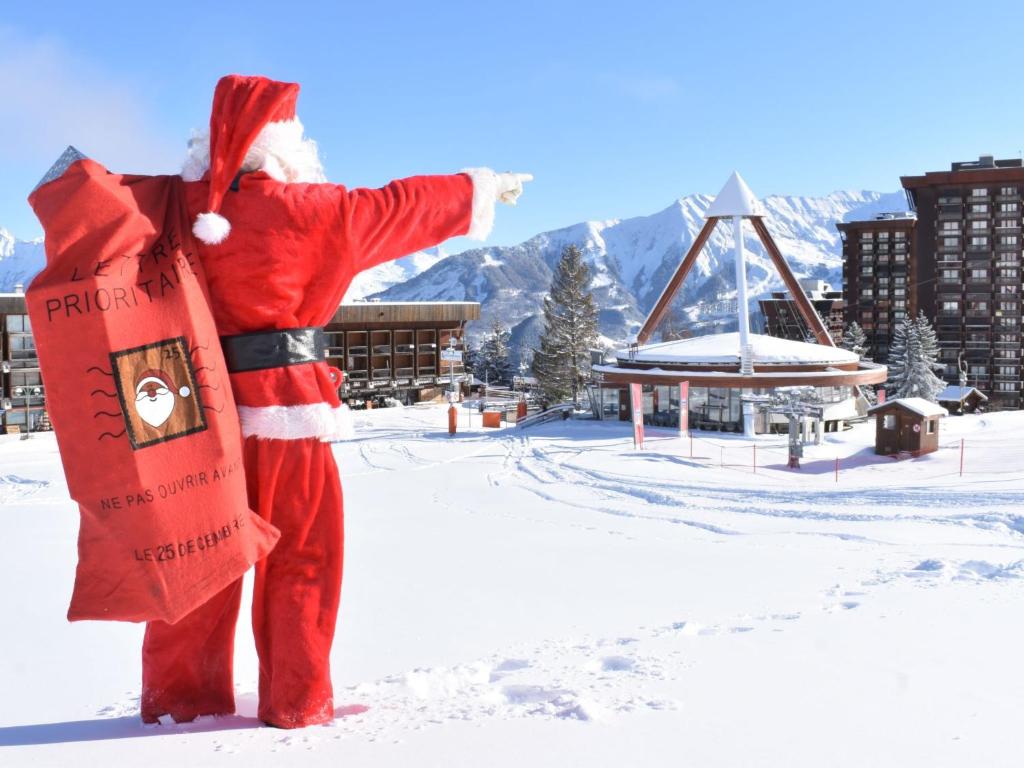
141, 436, 344, 728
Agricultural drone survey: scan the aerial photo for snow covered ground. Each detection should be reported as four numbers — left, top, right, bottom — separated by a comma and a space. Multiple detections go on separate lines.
1, 406, 1023, 767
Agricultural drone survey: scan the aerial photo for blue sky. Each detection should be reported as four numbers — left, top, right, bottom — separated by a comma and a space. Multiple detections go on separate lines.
3, 1, 1024, 248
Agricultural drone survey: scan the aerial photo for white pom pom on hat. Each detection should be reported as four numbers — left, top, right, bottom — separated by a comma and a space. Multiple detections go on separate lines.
193, 211, 232, 245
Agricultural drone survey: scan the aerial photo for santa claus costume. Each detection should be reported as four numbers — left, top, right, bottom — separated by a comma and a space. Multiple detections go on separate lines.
140, 74, 529, 729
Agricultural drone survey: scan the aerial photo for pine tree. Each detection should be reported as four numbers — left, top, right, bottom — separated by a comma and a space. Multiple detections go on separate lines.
532, 244, 599, 405
914, 310, 943, 377
477, 318, 512, 386
886, 312, 945, 401
841, 321, 869, 359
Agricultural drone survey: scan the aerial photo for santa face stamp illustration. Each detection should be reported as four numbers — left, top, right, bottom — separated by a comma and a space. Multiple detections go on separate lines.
110, 337, 207, 449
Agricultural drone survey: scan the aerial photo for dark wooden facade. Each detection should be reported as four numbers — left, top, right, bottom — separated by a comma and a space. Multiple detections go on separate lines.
0, 295, 480, 430
0, 293, 45, 433
326, 301, 480, 403
868, 400, 943, 456
836, 214, 917, 363
759, 287, 845, 346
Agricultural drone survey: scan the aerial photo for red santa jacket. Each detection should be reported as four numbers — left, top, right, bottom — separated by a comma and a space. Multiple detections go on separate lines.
183, 171, 476, 440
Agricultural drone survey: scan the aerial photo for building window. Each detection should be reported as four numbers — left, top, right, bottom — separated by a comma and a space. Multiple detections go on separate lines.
926, 420, 935, 435
971, 204, 989, 214
971, 188, 988, 197
860, 288, 874, 298
1000, 202, 1019, 213
942, 301, 960, 314
860, 232, 873, 242
1000, 186, 1018, 196
971, 220, 988, 230
942, 237, 959, 247
860, 243, 873, 253
1001, 235, 1019, 245
942, 222, 959, 231
970, 236, 989, 246
999, 301, 1019, 311
941, 269, 959, 281
877, 231, 890, 241
883, 414, 896, 430
970, 268, 989, 280
894, 231, 907, 240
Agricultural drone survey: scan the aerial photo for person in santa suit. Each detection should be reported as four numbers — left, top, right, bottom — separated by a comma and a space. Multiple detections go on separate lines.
140, 74, 531, 729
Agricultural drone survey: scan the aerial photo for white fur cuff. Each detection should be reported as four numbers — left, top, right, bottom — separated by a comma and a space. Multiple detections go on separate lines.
238, 402, 354, 441
460, 167, 500, 241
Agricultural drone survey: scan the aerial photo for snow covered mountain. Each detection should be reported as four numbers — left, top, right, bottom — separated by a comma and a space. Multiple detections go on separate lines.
343, 246, 451, 301
372, 189, 909, 349
1, 187, 909, 348
0, 228, 446, 300
0, 228, 45, 292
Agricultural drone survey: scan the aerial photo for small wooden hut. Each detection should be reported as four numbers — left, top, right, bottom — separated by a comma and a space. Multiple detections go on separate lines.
867, 398, 947, 456
935, 385, 987, 415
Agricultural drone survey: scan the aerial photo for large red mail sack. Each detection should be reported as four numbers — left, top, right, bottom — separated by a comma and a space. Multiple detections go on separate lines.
26, 152, 280, 624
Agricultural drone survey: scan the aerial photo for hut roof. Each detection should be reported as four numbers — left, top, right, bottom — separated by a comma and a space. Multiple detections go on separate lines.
867, 397, 948, 419
935, 385, 988, 403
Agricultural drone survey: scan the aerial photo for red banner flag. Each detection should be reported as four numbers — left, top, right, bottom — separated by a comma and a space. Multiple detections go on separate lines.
630, 382, 644, 449
679, 381, 689, 437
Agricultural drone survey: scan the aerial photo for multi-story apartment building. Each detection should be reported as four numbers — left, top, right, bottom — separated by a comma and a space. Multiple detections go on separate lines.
759, 279, 846, 346
900, 156, 1024, 410
836, 213, 917, 362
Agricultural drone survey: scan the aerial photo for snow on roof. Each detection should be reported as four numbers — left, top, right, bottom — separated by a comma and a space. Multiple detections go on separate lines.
705, 172, 767, 218
935, 385, 988, 403
867, 397, 948, 418
592, 363, 881, 383
618, 332, 859, 366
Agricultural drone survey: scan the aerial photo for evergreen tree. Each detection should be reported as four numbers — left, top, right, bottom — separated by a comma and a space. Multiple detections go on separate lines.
532, 244, 599, 404
841, 321, 869, 359
886, 313, 945, 401
914, 310, 943, 377
477, 318, 513, 386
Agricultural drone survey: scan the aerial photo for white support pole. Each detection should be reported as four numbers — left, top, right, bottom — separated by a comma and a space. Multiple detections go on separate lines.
733, 215, 751, 355
735, 215, 756, 438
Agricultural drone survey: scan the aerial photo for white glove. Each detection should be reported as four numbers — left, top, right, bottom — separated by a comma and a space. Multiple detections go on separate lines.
496, 172, 533, 205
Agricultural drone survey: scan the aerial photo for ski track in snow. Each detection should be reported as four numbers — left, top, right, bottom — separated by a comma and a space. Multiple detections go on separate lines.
0, 474, 49, 504
487, 432, 1024, 541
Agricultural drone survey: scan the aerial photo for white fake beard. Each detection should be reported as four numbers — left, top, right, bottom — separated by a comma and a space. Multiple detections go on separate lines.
181, 117, 327, 184
135, 389, 175, 428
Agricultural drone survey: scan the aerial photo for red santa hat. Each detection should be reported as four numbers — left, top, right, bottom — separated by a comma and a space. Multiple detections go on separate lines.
135, 369, 191, 399
192, 74, 301, 245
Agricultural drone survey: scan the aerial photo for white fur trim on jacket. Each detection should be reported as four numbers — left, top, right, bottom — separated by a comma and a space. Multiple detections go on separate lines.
460, 167, 501, 241
238, 402, 354, 441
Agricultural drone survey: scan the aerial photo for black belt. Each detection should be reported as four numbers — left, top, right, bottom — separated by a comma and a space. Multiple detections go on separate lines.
220, 327, 327, 373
